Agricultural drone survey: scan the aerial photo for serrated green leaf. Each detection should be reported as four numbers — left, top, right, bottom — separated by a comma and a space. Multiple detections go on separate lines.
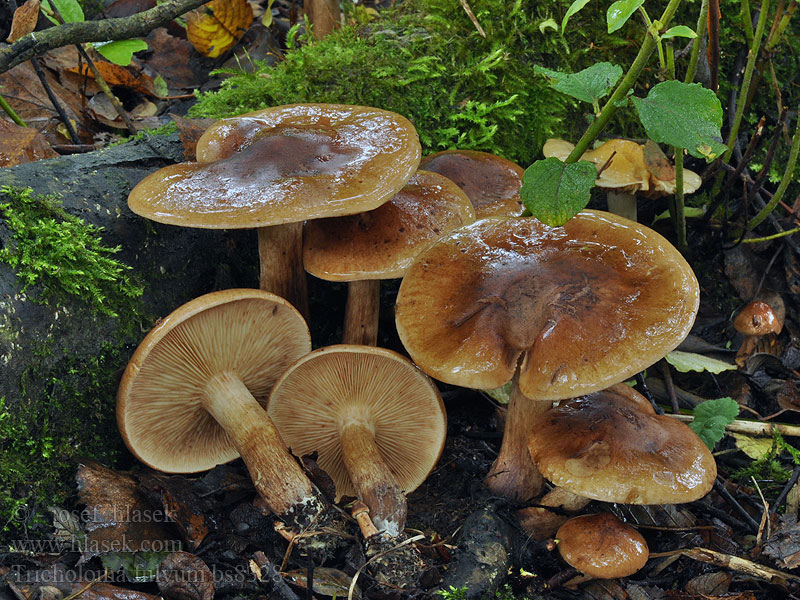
607, 0, 645, 33
41, 0, 84, 25
662, 25, 697, 39
632, 81, 727, 159
520, 158, 597, 226
534, 63, 622, 105
92, 39, 148, 66
652, 206, 705, 224
666, 350, 736, 373
689, 397, 739, 449
562, 0, 592, 33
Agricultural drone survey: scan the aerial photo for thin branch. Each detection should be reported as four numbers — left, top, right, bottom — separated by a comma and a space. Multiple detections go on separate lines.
0, 0, 208, 74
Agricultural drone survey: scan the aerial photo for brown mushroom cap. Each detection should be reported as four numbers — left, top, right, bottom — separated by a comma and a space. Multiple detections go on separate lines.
733, 300, 783, 336
529, 386, 717, 504
395, 211, 700, 399
128, 104, 421, 229
556, 513, 649, 579
543, 138, 701, 197
267, 345, 446, 501
419, 149, 525, 217
303, 170, 476, 281
117, 288, 312, 473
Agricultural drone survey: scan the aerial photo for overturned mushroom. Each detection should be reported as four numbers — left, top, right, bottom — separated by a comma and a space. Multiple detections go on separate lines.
117, 289, 327, 529
128, 103, 421, 317
395, 212, 699, 501
268, 344, 446, 537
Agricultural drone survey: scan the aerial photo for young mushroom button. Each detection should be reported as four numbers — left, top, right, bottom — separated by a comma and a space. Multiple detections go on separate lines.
555, 513, 649, 579
126, 103, 421, 318
303, 170, 475, 345
116, 289, 326, 529
394, 211, 699, 501
267, 345, 446, 538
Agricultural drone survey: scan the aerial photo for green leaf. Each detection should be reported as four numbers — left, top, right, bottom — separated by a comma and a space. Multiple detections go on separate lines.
652, 206, 705, 224
41, 0, 84, 25
631, 81, 727, 159
483, 381, 512, 404
534, 63, 622, 105
520, 158, 597, 226
689, 397, 739, 449
91, 40, 148, 66
607, 0, 644, 33
539, 18, 559, 34
662, 25, 698, 39
562, 0, 592, 33
666, 350, 737, 373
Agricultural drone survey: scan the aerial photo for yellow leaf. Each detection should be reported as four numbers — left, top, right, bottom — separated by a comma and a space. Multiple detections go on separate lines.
186, 0, 254, 58
733, 432, 774, 460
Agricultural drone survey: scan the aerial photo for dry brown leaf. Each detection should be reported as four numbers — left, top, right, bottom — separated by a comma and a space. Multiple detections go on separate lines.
157, 552, 215, 600
170, 113, 217, 160
66, 61, 157, 96
643, 139, 676, 182
145, 28, 202, 92
0, 118, 58, 166
186, 0, 254, 58
7, 0, 40, 42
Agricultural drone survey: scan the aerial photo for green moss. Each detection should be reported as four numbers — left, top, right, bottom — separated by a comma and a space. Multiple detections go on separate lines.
0, 186, 143, 333
0, 186, 148, 537
191, 0, 597, 164
108, 122, 178, 148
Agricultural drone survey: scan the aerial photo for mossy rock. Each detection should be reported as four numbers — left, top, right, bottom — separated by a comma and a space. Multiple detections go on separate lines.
0, 133, 259, 539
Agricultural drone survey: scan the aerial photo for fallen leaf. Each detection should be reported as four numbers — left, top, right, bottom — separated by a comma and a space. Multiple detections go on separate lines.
145, 29, 203, 92
643, 139, 675, 181
7, 0, 41, 42
66, 61, 157, 96
732, 432, 775, 460
157, 552, 215, 600
763, 513, 800, 570
0, 119, 59, 166
186, 0, 253, 58
170, 113, 217, 160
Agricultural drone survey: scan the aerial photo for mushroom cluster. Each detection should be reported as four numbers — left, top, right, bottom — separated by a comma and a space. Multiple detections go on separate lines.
117, 102, 716, 590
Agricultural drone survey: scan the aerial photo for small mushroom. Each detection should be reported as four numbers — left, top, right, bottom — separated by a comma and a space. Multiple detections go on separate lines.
555, 513, 649, 579
303, 170, 475, 345
117, 289, 327, 528
543, 138, 701, 221
528, 384, 716, 504
733, 299, 784, 366
419, 149, 526, 217
268, 344, 446, 537
127, 104, 421, 318
395, 211, 699, 501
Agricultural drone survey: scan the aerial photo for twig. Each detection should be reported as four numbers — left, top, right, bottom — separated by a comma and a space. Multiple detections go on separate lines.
666, 412, 800, 437
459, 0, 486, 37
706, 0, 720, 91
660, 361, 680, 414
0, 0, 209, 73
30, 57, 80, 143
681, 546, 800, 584
771, 463, 800, 514
347, 534, 424, 600
713, 478, 761, 533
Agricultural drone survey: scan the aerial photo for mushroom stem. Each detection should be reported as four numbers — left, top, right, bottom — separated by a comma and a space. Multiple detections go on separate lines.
484, 373, 547, 502
606, 190, 638, 221
342, 280, 381, 346
257, 223, 309, 320
340, 421, 406, 537
202, 371, 325, 527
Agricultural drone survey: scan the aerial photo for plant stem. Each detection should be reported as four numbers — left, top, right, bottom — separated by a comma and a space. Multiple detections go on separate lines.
740, 0, 756, 42
742, 227, 800, 243
674, 150, 687, 249
685, 0, 710, 83
0, 92, 25, 126
566, 0, 684, 162
748, 105, 800, 230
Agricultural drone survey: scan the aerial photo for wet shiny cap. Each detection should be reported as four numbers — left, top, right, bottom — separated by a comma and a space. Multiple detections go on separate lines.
419, 149, 525, 217
395, 211, 700, 399
127, 104, 421, 229
117, 289, 311, 473
303, 170, 476, 281
556, 513, 649, 579
528, 385, 716, 504
733, 300, 783, 336
267, 345, 446, 501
